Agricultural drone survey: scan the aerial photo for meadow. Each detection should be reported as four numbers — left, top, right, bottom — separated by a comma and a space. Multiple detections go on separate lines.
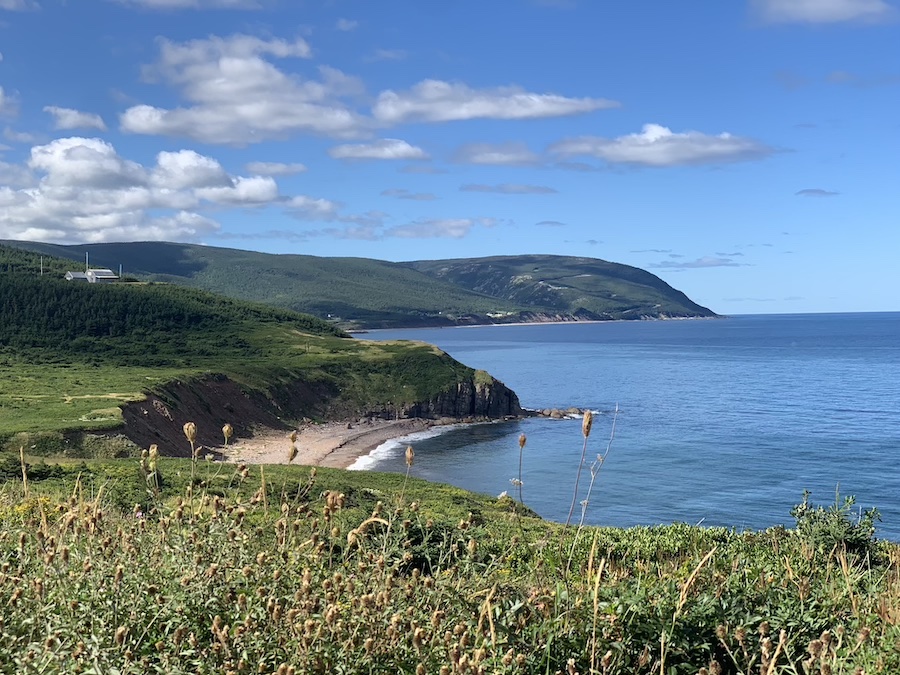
1, 421, 897, 674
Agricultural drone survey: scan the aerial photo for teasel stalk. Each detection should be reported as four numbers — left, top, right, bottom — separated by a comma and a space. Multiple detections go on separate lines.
560, 410, 593, 568
184, 421, 198, 515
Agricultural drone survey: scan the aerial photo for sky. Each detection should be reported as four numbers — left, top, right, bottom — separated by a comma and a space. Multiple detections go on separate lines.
0, 0, 897, 315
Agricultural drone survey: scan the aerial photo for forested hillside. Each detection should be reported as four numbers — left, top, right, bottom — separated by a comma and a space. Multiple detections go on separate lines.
2, 241, 716, 328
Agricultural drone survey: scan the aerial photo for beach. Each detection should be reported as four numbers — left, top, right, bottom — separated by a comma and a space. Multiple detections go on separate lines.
222, 417, 442, 468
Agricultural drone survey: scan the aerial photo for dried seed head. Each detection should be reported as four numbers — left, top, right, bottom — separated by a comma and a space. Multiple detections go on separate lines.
290, 430, 298, 443
582, 410, 593, 438
183, 422, 197, 444
405, 445, 415, 467
288, 445, 298, 463
222, 424, 233, 445
518, 433, 527, 450
115, 626, 128, 647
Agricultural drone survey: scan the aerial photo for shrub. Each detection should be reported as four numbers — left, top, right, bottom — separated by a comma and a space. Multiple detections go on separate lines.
790, 489, 880, 557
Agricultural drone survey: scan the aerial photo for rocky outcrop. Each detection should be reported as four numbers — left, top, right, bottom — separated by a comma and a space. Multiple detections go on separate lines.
401, 375, 522, 419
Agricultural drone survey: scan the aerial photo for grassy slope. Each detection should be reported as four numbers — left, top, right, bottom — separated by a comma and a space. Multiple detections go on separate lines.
0, 246, 483, 440
0, 457, 896, 674
1, 240, 716, 327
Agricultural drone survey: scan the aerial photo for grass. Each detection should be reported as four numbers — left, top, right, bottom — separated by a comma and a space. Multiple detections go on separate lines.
1, 432, 898, 674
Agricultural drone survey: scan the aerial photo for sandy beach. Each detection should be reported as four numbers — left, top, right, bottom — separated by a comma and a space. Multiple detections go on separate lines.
222, 417, 442, 469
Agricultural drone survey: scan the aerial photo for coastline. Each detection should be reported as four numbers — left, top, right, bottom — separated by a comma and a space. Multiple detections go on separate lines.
222, 417, 453, 469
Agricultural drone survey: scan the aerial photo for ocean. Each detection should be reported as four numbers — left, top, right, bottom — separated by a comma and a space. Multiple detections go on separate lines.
352, 313, 900, 541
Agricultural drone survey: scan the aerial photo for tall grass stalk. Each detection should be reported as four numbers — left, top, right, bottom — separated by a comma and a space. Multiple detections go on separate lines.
559, 410, 593, 562
567, 404, 618, 574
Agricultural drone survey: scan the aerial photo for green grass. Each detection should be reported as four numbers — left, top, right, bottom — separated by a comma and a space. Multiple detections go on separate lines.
0, 455, 897, 674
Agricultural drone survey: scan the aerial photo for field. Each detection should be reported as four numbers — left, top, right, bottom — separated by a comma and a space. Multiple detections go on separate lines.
1, 443, 898, 674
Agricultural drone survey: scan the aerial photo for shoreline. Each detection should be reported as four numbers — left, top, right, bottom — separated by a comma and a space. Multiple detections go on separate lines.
222, 417, 458, 469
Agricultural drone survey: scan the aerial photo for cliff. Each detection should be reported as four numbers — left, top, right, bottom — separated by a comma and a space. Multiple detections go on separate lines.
119, 371, 522, 457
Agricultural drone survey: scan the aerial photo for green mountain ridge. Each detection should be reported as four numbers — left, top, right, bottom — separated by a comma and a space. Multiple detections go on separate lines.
1, 240, 716, 328
0, 244, 521, 453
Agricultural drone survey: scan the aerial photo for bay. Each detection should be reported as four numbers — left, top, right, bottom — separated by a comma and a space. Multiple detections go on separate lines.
355, 313, 900, 541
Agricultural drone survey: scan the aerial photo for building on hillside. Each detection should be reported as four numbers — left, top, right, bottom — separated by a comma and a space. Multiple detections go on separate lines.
64, 268, 119, 283
86, 268, 118, 283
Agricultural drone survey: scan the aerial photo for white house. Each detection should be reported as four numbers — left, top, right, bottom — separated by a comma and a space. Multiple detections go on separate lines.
64, 268, 119, 283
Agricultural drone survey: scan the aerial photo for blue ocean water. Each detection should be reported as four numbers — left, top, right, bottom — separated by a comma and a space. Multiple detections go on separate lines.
355, 314, 900, 541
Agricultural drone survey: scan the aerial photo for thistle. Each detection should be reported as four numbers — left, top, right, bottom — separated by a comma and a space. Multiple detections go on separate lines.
405, 445, 415, 467
183, 421, 198, 459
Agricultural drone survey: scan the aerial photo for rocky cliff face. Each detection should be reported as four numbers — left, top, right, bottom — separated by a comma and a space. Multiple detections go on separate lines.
401, 375, 522, 419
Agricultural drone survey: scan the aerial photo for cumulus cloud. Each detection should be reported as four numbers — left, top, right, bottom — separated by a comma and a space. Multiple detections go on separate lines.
329, 138, 429, 160
650, 256, 745, 269
386, 217, 493, 239
373, 80, 618, 124
381, 188, 437, 201
120, 34, 371, 144
550, 124, 776, 167
460, 183, 557, 194
795, 188, 840, 197
453, 142, 539, 166
752, 0, 895, 23
44, 106, 107, 131
0, 136, 284, 243
245, 161, 307, 175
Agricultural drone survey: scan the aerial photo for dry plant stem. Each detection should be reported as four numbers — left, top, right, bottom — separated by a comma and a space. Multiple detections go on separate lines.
560, 411, 593, 565
19, 445, 28, 499
567, 405, 619, 573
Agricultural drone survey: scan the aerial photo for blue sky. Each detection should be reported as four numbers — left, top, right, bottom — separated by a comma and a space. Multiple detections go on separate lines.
0, 0, 897, 314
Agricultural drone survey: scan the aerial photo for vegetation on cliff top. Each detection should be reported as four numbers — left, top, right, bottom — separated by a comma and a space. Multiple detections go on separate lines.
0, 245, 517, 448
1, 240, 716, 329
0, 451, 896, 674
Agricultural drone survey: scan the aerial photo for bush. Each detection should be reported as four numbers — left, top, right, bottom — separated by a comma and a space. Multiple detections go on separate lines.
790, 489, 880, 557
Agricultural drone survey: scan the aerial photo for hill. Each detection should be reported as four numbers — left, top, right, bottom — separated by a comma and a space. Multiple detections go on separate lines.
1, 241, 716, 328
0, 244, 521, 455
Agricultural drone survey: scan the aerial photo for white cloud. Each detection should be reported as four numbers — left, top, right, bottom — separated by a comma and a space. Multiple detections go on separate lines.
536, 220, 566, 227
115, 0, 261, 9
329, 138, 429, 160
195, 176, 278, 204
336, 18, 358, 31
453, 142, 539, 166
245, 161, 307, 175
120, 34, 370, 144
152, 149, 232, 189
549, 123, 775, 167
752, 0, 894, 23
373, 80, 619, 124
3, 127, 39, 144
285, 195, 343, 221
460, 183, 557, 194
381, 188, 438, 201
43, 106, 108, 131
385, 217, 496, 239
0, 136, 284, 243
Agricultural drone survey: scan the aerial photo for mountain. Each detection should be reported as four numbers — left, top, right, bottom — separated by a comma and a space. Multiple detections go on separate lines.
0, 241, 716, 328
